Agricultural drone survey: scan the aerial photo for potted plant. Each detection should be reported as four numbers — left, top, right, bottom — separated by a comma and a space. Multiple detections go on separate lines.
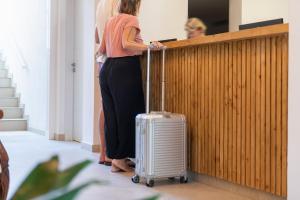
7, 155, 159, 200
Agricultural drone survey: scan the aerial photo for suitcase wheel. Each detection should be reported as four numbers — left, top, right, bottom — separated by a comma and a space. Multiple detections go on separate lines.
132, 175, 140, 184
146, 179, 154, 187
180, 176, 188, 184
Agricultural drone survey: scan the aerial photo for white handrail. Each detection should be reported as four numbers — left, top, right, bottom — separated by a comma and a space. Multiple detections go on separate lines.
8, 32, 28, 69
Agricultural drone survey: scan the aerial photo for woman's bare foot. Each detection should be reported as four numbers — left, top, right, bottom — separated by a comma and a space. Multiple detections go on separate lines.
125, 159, 135, 168
111, 164, 122, 173
104, 156, 112, 166
99, 155, 112, 165
112, 159, 133, 172
98, 154, 106, 164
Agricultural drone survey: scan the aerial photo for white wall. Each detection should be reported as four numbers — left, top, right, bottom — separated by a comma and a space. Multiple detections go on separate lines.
288, 0, 300, 199
0, 0, 49, 132
242, 0, 288, 24
229, 0, 289, 32
139, 0, 188, 42
229, 0, 242, 32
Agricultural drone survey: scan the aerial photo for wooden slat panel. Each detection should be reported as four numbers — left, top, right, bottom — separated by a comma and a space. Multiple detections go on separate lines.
246, 40, 252, 187
281, 34, 288, 197
232, 41, 238, 182
201, 46, 206, 173
175, 49, 179, 113
270, 37, 277, 194
250, 39, 256, 188
208, 45, 213, 176
276, 36, 282, 196
228, 42, 233, 181
212, 44, 217, 177
255, 38, 261, 189
216, 44, 221, 178
241, 40, 247, 186
219, 43, 225, 179
191, 47, 197, 171
142, 30, 288, 197
236, 41, 242, 184
224, 43, 229, 180
204, 45, 209, 174
196, 47, 201, 172
260, 37, 266, 191
265, 37, 272, 193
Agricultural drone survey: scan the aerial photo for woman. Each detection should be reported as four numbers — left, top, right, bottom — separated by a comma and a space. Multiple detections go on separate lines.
185, 18, 207, 39
99, 0, 162, 172
95, 0, 120, 166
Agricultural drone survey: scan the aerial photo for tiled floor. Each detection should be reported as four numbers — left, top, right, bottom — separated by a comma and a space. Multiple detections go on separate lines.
0, 132, 251, 200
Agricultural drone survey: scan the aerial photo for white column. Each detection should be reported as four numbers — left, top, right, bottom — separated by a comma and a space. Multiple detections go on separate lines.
288, 0, 300, 199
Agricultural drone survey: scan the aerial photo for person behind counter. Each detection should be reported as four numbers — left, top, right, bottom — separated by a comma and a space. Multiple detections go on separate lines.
185, 18, 207, 39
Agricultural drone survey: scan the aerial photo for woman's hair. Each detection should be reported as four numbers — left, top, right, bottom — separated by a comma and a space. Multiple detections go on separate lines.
185, 18, 207, 33
119, 0, 141, 16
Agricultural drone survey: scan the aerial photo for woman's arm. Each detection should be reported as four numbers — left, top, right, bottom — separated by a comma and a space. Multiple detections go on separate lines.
122, 27, 148, 51
95, 27, 100, 44
99, 30, 106, 55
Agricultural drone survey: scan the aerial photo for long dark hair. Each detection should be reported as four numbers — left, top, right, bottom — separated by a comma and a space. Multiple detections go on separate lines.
119, 0, 141, 16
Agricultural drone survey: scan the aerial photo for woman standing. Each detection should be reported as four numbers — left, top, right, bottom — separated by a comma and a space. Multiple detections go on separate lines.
95, 0, 120, 166
99, 0, 162, 172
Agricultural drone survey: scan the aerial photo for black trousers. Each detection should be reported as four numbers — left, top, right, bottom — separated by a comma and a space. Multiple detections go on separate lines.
100, 56, 145, 159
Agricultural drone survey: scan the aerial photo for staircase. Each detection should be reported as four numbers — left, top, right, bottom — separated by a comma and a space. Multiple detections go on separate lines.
0, 55, 27, 131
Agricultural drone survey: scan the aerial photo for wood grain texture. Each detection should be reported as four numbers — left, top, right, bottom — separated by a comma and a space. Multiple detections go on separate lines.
141, 27, 288, 197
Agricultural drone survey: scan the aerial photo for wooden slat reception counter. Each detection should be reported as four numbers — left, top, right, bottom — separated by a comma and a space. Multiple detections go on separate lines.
141, 24, 288, 197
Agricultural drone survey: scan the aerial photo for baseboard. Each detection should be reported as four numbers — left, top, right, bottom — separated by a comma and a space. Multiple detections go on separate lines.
81, 142, 100, 153
189, 172, 286, 200
28, 127, 46, 136
54, 134, 65, 141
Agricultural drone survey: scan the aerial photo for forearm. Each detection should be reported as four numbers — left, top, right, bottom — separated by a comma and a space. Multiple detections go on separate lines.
123, 41, 148, 52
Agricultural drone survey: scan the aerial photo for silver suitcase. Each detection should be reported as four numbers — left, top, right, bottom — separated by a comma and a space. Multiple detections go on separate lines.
132, 48, 188, 187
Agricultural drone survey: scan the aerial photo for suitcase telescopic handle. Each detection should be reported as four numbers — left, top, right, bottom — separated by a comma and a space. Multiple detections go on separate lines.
161, 47, 166, 112
146, 47, 151, 114
146, 46, 167, 114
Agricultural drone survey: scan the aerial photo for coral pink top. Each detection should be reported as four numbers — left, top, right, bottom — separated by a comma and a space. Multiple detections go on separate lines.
100, 14, 143, 58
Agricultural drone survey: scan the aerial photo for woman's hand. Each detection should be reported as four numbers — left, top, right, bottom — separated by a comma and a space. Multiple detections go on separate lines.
149, 41, 164, 50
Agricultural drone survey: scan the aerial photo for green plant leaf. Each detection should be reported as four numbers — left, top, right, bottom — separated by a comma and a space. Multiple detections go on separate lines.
141, 195, 160, 200
11, 156, 59, 200
33, 181, 102, 200
54, 160, 92, 189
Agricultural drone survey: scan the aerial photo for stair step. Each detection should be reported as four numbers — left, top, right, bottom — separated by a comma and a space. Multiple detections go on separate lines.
0, 107, 23, 119
0, 87, 15, 97
0, 78, 11, 87
0, 69, 8, 78
0, 119, 27, 131
0, 97, 19, 107
0, 61, 5, 68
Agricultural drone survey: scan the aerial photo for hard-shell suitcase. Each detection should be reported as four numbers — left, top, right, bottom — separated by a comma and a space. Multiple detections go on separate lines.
132, 47, 188, 187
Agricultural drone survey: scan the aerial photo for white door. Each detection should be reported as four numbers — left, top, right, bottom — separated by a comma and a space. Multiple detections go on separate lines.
72, 0, 85, 142
72, 0, 97, 143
